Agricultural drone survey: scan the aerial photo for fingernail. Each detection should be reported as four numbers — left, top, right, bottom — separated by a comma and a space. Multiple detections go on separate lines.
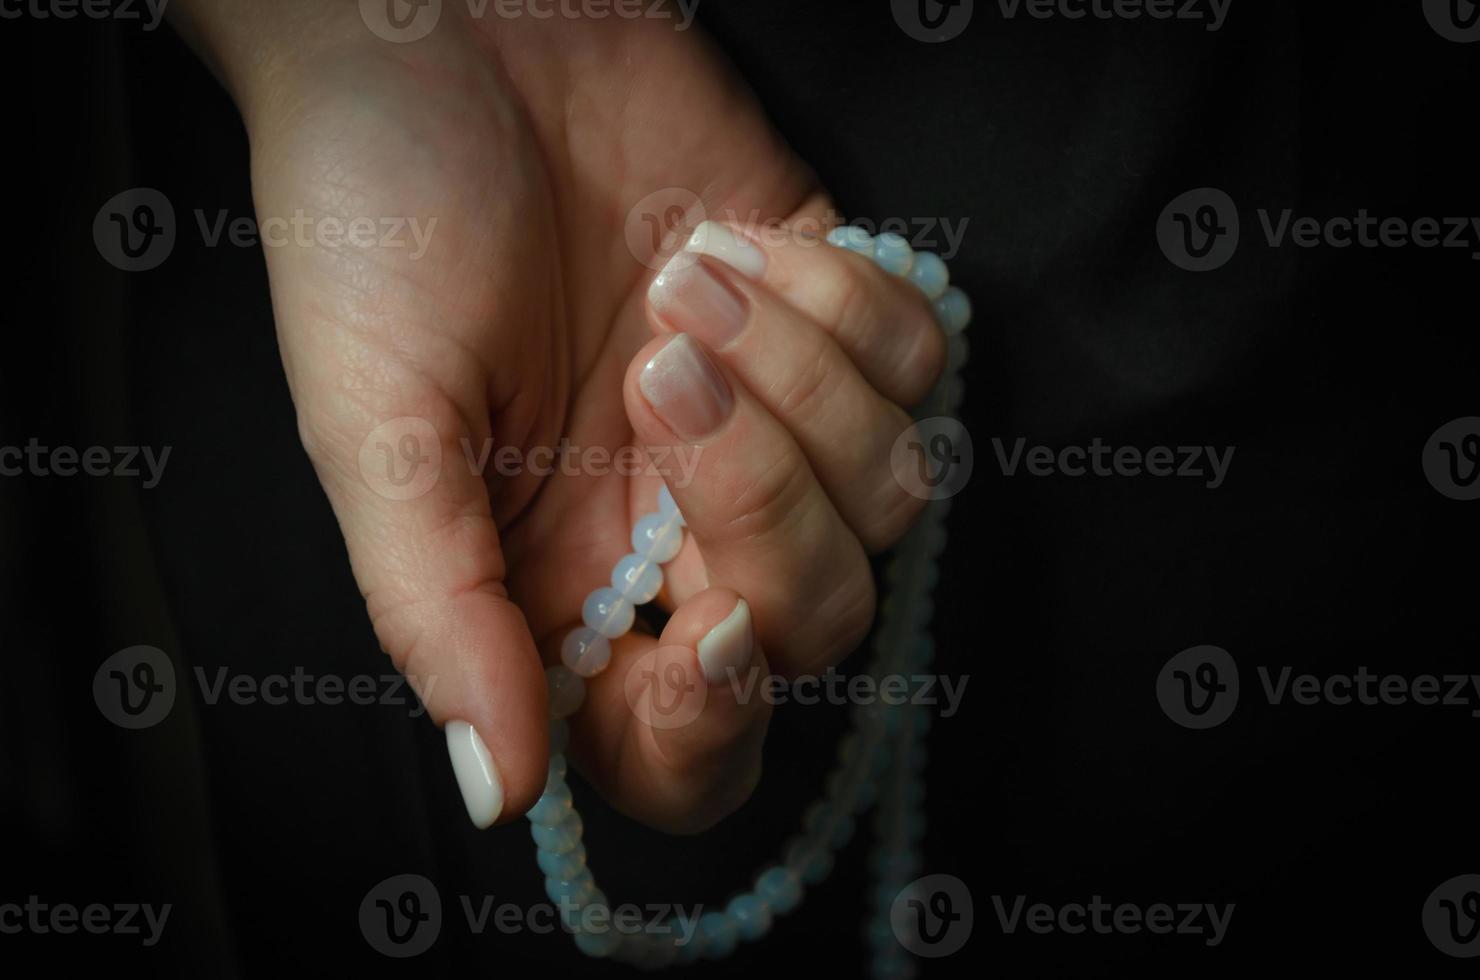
638, 334, 734, 441
685, 221, 766, 279
697, 598, 752, 685
446, 720, 504, 829
648, 256, 750, 350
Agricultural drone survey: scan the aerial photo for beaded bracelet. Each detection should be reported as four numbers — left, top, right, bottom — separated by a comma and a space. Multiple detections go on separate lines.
526, 225, 969, 976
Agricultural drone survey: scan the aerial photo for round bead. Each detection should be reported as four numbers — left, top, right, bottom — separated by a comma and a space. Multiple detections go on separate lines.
545, 665, 586, 720
561, 627, 611, 678
697, 912, 737, 959
803, 801, 855, 850
527, 776, 574, 824
754, 866, 803, 915
932, 286, 971, 335
726, 894, 772, 942
537, 842, 587, 880
906, 250, 950, 299
545, 868, 598, 907
631, 512, 684, 563
574, 922, 621, 958
829, 225, 876, 258
530, 813, 583, 854
872, 232, 914, 275
611, 552, 663, 604
783, 836, 835, 885
582, 588, 635, 639
657, 484, 686, 527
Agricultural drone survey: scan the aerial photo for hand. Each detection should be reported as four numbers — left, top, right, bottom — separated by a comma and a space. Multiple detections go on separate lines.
171, 2, 945, 832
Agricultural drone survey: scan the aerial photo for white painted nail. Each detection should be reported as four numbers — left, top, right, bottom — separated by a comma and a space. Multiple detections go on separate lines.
684, 221, 766, 279
446, 720, 504, 829
697, 598, 753, 685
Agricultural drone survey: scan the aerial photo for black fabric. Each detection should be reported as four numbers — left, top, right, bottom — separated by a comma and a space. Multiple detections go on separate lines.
3, 2, 1476, 976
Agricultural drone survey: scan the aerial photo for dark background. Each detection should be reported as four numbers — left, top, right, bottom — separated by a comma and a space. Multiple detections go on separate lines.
2, 0, 1476, 976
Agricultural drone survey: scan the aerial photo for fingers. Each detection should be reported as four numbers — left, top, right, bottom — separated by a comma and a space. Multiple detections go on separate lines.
558, 587, 772, 834
623, 333, 875, 676
679, 220, 946, 407
296, 393, 550, 828
647, 252, 927, 552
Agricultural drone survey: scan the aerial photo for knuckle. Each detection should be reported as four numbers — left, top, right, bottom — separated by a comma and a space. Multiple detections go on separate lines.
894, 303, 948, 405
714, 446, 813, 545
858, 476, 929, 554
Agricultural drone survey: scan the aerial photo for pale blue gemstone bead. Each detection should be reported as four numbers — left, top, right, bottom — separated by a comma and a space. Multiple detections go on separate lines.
545, 868, 597, 906
530, 812, 583, 853
803, 801, 855, 849
560, 887, 607, 931
726, 894, 772, 941
545, 665, 586, 720
872, 232, 914, 276
582, 587, 635, 639
783, 836, 835, 885
547, 753, 567, 783
550, 719, 570, 754
657, 484, 686, 527
527, 776, 573, 824
537, 842, 586, 880
611, 552, 663, 603
932, 286, 971, 335
631, 511, 684, 563
574, 922, 621, 958
697, 912, 737, 959
906, 250, 950, 300
830, 225, 876, 258
754, 866, 803, 915
561, 627, 611, 678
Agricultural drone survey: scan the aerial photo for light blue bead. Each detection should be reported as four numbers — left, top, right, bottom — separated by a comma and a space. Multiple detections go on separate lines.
530, 812, 583, 853
561, 627, 611, 677
545, 868, 597, 906
872, 232, 914, 275
932, 286, 971, 335
830, 225, 876, 258
725, 894, 772, 941
631, 511, 684, 562
537, 842, 586, 879
803, 801, 856, 849
657, 484, 686, 527
906, 250, 950, 300
697, 912, 737, 959
574, 923, 620, 958
582, 587, 635, 639
754, 865, 803, 915
783, 836, 835, 885
560, 887, 607, 931
548, 753, 568, 782
527, 778, 573, 824
611, 552, 663, 604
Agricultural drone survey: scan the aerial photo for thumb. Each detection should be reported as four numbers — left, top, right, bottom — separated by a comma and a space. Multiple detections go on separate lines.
300, 399, 549, 828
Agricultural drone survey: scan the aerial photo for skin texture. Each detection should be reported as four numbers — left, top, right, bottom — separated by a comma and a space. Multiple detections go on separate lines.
170, 3, 944, 833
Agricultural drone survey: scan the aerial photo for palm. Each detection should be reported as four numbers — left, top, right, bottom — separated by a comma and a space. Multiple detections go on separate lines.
255, 19, 816, 654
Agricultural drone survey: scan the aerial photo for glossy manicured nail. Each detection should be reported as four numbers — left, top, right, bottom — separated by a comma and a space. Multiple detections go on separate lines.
697, 598, 753, 685
639, 334, 734, 441
648, 256, 750, 350
446, 720, 504, 829
685, 221, 766, 279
